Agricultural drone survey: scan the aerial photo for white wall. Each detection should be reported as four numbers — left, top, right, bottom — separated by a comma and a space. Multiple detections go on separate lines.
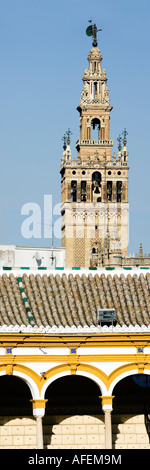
0, 245, 65, 268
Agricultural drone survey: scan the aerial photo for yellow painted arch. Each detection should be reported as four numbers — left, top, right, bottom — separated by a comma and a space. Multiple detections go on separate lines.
39, 362, 108, 395
0, 363, 41, 396
42, 361, 150, 395
0, 362, 109, 397
1, 360, 150, 400
107, 362, 150, 393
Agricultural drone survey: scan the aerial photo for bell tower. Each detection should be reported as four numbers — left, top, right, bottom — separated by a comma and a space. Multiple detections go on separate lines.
60, 24, 129, 267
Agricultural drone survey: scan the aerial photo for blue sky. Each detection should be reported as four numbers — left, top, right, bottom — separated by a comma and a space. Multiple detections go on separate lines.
0, 0, 150, 256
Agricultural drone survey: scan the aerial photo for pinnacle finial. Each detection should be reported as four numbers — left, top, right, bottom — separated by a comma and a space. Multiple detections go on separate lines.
66, 128, 72, 145
62, 129, 73, 149
139, 242, 143, 258
117, 135, 122, 151
86, 21, 102, 47
62, 134, 67, 150
122, 128, 128, 145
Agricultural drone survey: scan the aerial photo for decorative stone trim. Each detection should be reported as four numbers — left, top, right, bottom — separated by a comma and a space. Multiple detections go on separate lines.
0, 324, 150, 334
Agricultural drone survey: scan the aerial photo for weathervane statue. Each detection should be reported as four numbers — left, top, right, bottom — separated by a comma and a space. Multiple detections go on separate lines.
86, 20, 102, 47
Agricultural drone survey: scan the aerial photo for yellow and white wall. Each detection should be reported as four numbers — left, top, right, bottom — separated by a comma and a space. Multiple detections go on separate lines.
0, 333, 150, 449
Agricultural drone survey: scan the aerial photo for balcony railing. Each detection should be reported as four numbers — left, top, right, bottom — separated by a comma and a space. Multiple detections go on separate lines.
76, 139, 113, 146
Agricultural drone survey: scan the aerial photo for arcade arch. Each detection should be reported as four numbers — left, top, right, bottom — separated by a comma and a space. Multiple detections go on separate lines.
43, 374, 104, 449
112, 373, 150, 449
0, 375, 32, 416
0, 375, 36, 449
0, 365, 150, 448
108, 364, 150, 396
40, 365, 108, 399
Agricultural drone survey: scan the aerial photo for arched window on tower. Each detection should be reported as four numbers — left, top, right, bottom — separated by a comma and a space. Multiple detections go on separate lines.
117, 181, 122, 202
91, 245, 98, 267
71, 181, 77, 202
91, 118, 100, 140
81, 181, 86, 202
94, 82, 97, 98
92, 172, 101, 197
107, 181, 112, 201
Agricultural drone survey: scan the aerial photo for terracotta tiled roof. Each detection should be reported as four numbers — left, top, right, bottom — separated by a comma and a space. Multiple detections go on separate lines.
0, 269, 150, 333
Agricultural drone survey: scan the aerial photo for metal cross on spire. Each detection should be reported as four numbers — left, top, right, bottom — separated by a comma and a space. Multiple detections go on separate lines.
61, 129, 73, 149
117, 135, 122, 151
122, 128, 128, 145
61, 134, 67, 150
86, 21, 102, 47
66, 128, 72, 145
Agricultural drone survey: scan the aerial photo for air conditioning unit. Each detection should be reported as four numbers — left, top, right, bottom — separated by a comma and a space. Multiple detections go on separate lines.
97, 308, 116, 325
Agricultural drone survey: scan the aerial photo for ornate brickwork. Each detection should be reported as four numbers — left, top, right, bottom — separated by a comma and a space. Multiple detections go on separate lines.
74, 238, 85, 267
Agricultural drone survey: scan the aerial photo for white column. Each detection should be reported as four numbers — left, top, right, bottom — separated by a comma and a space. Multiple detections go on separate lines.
30, 399, 48, 449
103, 409, 112, 449
36, 415, 44, 449
100, 396, 114, 449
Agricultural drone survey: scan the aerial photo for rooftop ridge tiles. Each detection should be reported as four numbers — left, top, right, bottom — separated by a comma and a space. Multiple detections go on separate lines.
0, 323, 149, 334
0, 267, 150, 279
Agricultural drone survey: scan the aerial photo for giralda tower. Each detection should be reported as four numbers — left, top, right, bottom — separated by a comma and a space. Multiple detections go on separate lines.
60, 24, 129, 267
